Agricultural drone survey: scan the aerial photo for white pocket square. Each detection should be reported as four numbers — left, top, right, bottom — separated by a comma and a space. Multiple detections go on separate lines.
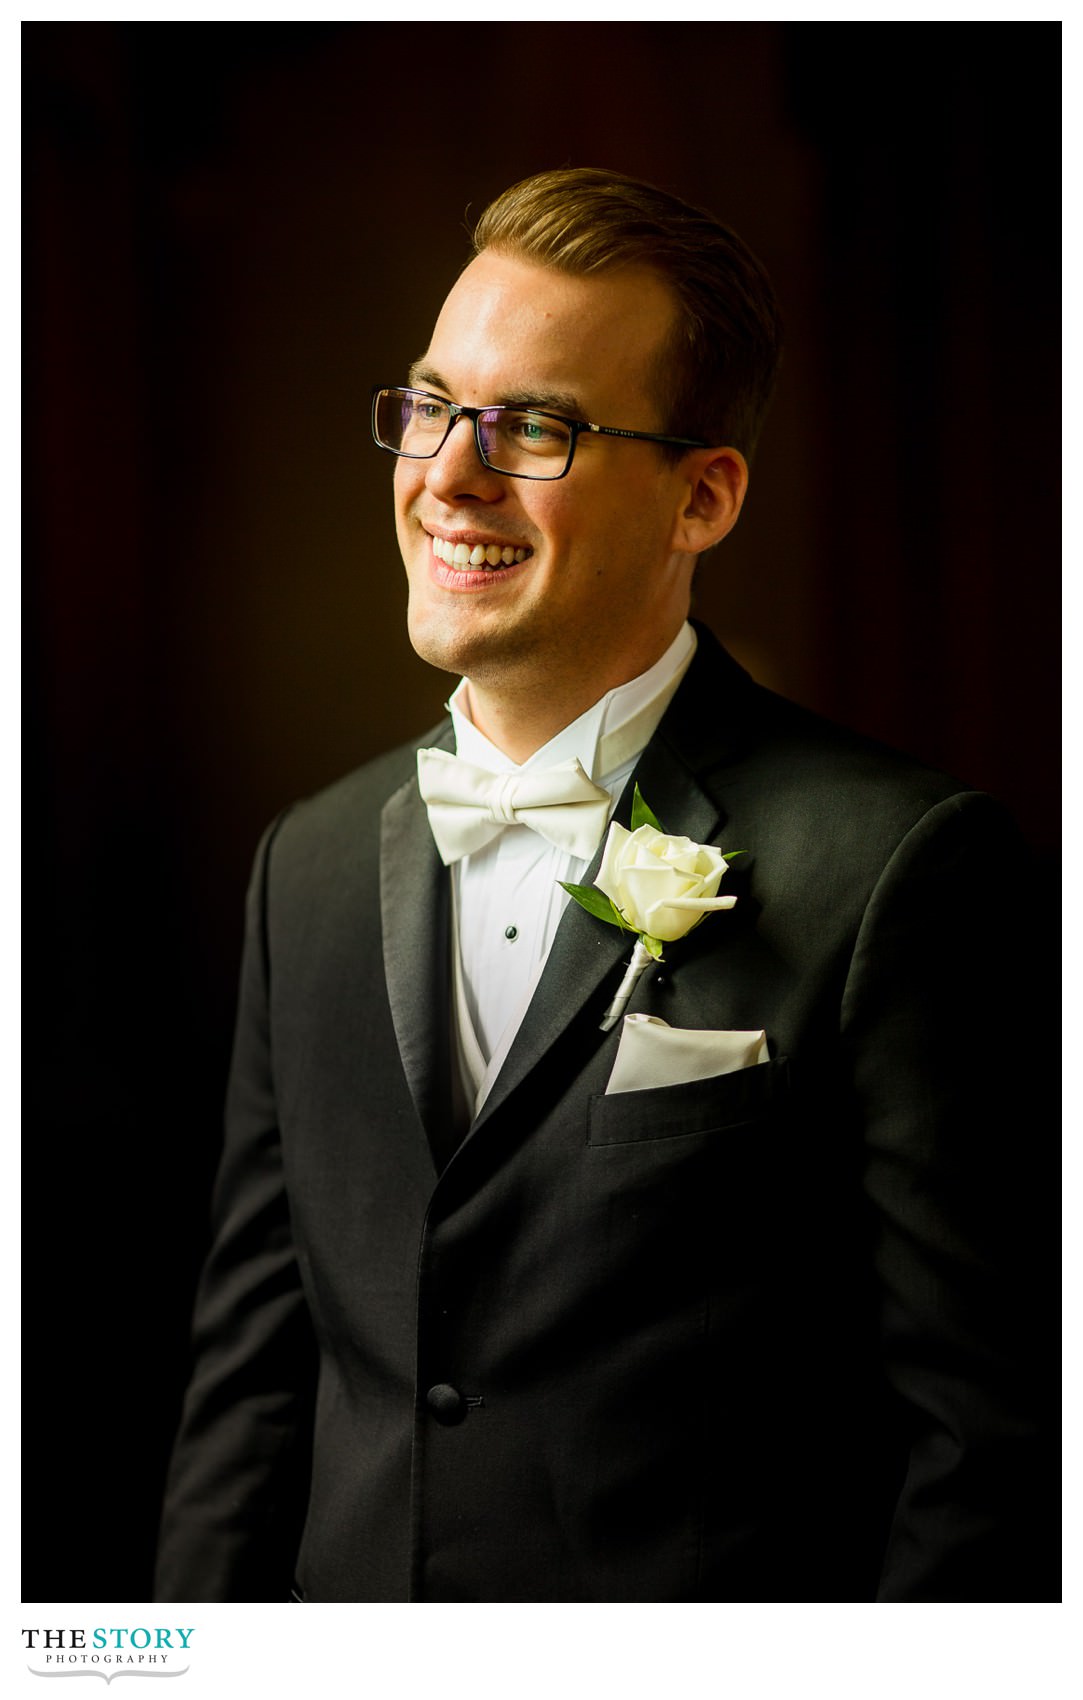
605, 1015, 768, 1096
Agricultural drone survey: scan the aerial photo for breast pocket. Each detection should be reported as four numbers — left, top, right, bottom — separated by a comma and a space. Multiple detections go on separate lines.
587, 1056, 791, 1147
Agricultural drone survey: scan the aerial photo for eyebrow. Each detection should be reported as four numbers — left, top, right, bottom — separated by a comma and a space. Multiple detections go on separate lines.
407, 361, 585, 419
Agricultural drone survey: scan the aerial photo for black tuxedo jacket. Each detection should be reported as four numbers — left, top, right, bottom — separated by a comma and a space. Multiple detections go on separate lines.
155, 628, 1055, 1602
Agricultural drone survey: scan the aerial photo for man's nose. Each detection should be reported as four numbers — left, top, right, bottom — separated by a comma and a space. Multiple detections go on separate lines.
424, 414, 505, 504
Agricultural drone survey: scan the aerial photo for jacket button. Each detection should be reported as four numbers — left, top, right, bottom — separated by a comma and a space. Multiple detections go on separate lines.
425, 1383, 466, 1424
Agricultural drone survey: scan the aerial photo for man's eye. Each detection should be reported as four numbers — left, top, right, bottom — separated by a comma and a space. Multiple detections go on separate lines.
412, 401, 447, 424
509, 413, 567, 448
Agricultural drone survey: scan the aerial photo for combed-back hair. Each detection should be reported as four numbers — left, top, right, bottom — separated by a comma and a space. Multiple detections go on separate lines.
471, 166, 782, 459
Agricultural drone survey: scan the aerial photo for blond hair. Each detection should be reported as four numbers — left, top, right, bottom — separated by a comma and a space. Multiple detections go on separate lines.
472, 167, 782, 458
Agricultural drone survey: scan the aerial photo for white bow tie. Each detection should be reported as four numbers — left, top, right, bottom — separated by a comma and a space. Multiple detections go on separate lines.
416, 747, 612, 864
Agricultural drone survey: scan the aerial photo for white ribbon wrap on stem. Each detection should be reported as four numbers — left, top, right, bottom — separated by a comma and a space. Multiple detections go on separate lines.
599, 938, 655, 1033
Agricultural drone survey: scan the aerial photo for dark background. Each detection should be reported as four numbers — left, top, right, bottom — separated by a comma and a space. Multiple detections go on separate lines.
24, 21, 1060, 1601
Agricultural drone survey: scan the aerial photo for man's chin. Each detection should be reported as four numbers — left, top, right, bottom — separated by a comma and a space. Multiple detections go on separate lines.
406, 606, 487, 680
406, 578, 554, 692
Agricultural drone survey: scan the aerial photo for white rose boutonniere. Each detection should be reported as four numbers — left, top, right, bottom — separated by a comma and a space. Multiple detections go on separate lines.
560, 786, 743, 1031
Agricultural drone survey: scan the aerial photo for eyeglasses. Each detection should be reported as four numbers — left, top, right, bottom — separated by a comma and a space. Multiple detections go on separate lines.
371, 386, 707, 481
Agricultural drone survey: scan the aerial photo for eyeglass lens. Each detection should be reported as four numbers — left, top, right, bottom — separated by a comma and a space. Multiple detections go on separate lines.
375, 389, 573, 479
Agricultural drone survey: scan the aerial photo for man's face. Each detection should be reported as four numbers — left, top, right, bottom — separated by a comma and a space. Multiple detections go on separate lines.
394, 250, 702, 718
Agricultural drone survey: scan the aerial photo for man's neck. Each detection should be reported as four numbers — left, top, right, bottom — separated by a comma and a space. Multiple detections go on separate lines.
458, 682, 598, 765
460, 626, 690, 764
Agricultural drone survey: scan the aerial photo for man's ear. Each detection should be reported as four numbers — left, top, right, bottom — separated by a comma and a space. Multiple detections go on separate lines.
671, 447, 749, 555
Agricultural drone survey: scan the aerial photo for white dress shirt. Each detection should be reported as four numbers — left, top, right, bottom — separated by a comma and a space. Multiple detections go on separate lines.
446, 622, 697, 1116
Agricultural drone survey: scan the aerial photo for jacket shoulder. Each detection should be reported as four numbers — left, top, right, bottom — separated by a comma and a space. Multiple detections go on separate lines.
741, 680, 969, 801
672, 629, 1012, 870
260, 717, 449, 875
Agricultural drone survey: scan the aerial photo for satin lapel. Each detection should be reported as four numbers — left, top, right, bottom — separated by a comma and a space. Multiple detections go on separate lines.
469, 709, 729, 1137
380, 736, 456, 1165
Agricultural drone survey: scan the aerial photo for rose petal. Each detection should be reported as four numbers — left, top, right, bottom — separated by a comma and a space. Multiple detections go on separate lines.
619, 865, 698, 930
649, 894, 738, 914
644, 893, 738, 940
595, 822, 631, 907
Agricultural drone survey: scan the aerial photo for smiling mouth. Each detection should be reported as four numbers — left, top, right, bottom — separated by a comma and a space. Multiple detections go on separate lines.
431, 536, 532, 570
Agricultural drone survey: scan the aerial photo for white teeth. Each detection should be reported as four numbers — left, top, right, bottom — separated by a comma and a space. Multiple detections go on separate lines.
431, 536, 530, 568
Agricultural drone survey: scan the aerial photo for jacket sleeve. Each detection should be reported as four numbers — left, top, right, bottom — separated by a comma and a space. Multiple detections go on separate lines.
154, 813, 318, 1602
841, 790, 1058, 1601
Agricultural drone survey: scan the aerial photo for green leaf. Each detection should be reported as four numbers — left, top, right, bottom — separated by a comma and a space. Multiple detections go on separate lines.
641, 933, 666, 960
631, 784, 665, 834
721, 849, 747, 861
558, 881, 626, 929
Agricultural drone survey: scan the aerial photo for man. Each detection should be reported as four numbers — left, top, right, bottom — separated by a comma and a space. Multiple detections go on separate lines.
155, 168, 1053, 1603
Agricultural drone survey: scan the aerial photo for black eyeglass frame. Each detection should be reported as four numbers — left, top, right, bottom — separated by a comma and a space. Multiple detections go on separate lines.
370, 385, 709, 481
